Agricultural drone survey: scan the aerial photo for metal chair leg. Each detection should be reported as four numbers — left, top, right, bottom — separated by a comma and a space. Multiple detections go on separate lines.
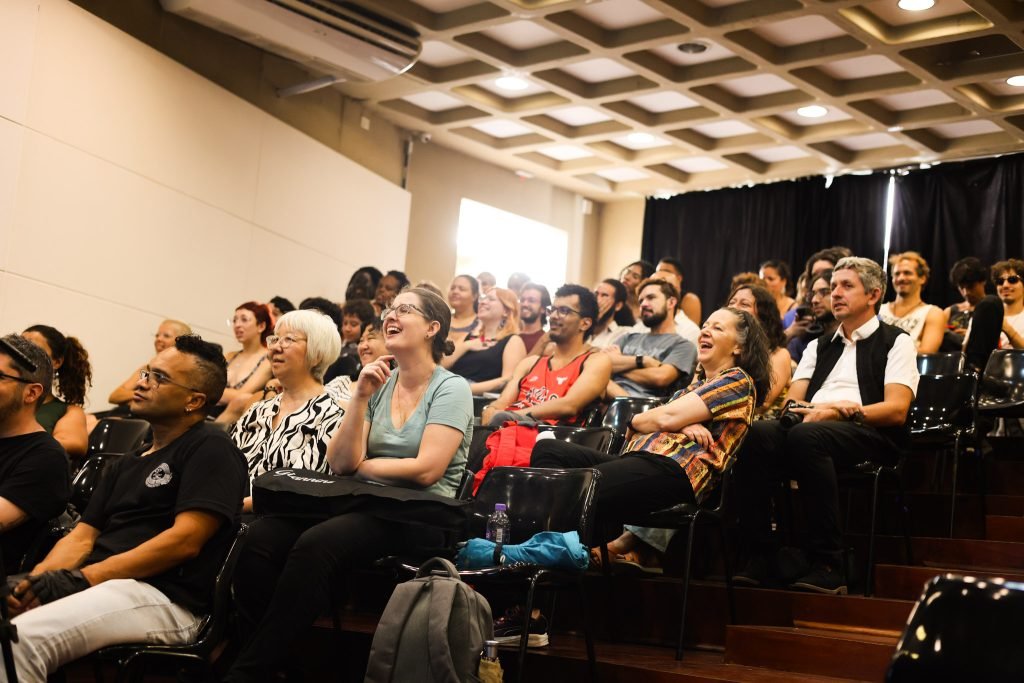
516, 574, 540, 683
949, 433, 961, 538
676, 518, 699, 661
576, 577, 598, 682
896, 471, 913, 567
864, 471, 881, 597
717, 518, 736, 625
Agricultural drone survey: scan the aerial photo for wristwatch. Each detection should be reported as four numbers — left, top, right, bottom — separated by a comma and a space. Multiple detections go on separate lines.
635, 355, 644, 369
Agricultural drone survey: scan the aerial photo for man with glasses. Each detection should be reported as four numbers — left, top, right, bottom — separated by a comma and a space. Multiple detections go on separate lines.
0, 334, 69, 575
605, 279, 696, 398
3, 335, 247, 683
518, 283, 552, 356
483, 284, 611, 426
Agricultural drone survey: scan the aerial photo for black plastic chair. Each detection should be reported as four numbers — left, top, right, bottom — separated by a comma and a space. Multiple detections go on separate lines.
69, 455, 120, 515
977, 349, 1024, 417
599, 396, 664, 453
467, 425, 498, 473
87, 419, 151, 457
887, 574, 1024, 682
94, 524, 248, 683
908, 374, 978, 536
536, 425, 614, 453
611, 469, 737, 661
917, 352, 964, 376
403, 466, 600, 683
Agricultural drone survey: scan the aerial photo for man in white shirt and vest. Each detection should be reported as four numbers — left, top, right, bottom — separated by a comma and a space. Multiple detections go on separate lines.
735, 256, 919, 595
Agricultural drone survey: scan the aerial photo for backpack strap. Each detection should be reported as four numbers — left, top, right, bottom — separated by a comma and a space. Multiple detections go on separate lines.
416, 556, 461, 579
364, 581, 430, 683
426, 578, 462, 683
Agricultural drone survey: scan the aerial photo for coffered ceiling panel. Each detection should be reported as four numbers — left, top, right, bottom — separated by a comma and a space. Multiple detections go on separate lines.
331, 0, 1024, 198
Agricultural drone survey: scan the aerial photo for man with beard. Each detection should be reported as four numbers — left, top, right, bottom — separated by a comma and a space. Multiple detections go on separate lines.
0, 335, 69, 575
3, 335, 247, 683
624, 269, 700, 346
483, 285, 611, 426
591, 279, 630, 348
787, 269, 839, 364
518, 282, 552, 356
878, 251, 945, 353
604, 279, 696, 398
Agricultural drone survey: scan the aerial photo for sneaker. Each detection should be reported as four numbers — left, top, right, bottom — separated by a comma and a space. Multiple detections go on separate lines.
789, 562, 848, 595
733, 554, 771, 587
493, 606, 550, 648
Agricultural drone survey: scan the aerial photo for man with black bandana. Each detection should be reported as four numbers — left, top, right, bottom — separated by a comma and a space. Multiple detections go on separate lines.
3, 335, 247, 683
0, 334, 69, 575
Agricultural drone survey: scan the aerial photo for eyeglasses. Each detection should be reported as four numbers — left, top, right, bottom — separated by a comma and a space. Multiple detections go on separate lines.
267, 334, 307, 349
380, 303, 427, 321
546, 305, 581, 318
0, 370, 32, 385
139, 369, 203, 393
996, 275, 1022, 285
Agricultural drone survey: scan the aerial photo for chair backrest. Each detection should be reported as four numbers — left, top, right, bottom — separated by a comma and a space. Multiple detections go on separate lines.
454, 469, 476, 501
887, 574, 1024, 682
69, 454, 119, 514
466, 425, 497, 473
601, 397, 664, 452
87, 418, 151, 457
191, 524, 249, 655
917, 352, 964, 376
978, 349, 1024, 408
536, 425, 614, 453
471, 466, 599, 545
908, 374, 977, 434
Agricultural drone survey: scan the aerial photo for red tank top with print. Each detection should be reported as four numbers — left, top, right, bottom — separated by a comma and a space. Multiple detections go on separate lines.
508, 351, 594, 425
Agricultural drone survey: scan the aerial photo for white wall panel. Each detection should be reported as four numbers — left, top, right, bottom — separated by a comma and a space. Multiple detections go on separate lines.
0, 120, 25, 272
0, 0, 40, 125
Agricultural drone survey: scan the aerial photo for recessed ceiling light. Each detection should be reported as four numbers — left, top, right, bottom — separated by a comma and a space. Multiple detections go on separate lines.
495, 75, 530, 91
1007, 75, 1024, 87
677, 40, 709, 54
897, 0, 935, 10
797, 105, 828, 119
627, 132, 655, 145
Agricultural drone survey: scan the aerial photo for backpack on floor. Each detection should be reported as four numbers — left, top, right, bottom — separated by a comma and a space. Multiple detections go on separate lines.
364, 557, 493, 683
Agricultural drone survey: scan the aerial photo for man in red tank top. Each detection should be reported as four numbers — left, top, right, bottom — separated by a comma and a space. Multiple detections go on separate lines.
482, 285, 612, 426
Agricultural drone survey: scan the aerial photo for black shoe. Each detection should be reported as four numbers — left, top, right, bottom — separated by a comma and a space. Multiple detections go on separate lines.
733, 554, 771, 588
493, 606, 550, 648
790, 562, 848, 595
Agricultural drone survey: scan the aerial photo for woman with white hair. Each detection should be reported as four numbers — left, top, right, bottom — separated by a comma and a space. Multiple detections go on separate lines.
231, 310, 344, 512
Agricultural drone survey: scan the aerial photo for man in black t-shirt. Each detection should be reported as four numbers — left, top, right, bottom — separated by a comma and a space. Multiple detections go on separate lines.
4, 335, 247, 683
0, 335, 70, 574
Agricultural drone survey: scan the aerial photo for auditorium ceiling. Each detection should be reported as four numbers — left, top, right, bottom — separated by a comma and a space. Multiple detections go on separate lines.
341, 0, 1024, 199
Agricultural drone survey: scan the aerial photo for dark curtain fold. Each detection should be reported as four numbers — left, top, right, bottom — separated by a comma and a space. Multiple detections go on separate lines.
642, 174, 889, 311
890, 153, 1024, 308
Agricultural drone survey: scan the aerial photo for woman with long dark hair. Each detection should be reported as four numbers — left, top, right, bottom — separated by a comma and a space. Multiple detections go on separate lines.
760, 260, 797, 318
227, 287, 473, 683
727, 283, 792, 418
620, 259, 655, 320
532, 307, 771, 564
22, 325, 93, 458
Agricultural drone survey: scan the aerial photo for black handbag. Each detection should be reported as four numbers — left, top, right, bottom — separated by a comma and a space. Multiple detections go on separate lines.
251, 468, 469, 532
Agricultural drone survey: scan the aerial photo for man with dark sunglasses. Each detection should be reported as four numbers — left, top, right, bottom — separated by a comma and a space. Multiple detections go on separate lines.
993, 259, 1024, 349
0, 334, 69, 575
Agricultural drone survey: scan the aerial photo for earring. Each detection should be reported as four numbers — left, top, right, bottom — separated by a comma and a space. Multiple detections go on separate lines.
185, 407, 191, 414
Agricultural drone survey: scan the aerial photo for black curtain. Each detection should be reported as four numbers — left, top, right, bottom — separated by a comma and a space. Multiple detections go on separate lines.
890, 153, 1024, 309
642, 174, 889, 311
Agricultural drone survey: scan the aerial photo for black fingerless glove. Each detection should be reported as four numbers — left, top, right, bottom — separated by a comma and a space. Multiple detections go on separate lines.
5, 573, 28, 599
27, 569, 91, 604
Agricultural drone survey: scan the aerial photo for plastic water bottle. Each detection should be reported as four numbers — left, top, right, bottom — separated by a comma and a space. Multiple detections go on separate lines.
486, 504, 510, 544
486, 504, 511, 565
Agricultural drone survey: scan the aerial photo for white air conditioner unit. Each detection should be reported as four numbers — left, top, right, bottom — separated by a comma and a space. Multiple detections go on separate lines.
160, 0, 421, 83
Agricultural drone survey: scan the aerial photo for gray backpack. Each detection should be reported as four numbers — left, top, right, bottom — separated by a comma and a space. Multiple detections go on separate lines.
364, 557, 493, 683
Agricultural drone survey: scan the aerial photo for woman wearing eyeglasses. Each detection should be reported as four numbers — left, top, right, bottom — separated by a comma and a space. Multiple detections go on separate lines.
443, 287, 527, 395
227, 288, 472, 683
230, 310, 343, 513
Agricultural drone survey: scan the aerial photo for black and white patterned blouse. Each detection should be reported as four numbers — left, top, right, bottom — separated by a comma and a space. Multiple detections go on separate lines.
231, 390, 345, 481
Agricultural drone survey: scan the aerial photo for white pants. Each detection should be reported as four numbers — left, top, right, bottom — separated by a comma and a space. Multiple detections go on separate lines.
1, 579, 203, 683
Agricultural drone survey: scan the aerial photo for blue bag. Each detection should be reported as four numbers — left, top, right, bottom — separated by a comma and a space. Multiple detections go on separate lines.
455, 530, 589, 571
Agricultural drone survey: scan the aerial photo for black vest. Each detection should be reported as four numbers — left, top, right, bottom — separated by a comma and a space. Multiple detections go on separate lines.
805, 320, 909, 447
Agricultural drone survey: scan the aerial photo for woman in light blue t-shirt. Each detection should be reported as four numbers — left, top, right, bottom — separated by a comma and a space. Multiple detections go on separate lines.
228, 288, 473, 683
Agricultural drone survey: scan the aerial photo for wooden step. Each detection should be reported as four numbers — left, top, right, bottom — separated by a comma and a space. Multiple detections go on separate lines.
849, 534, 1024, 570
986, 494, 1024, 517
725, 625, 897, 681
986, 515, 1024, 542
873, 563, 1024, 601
